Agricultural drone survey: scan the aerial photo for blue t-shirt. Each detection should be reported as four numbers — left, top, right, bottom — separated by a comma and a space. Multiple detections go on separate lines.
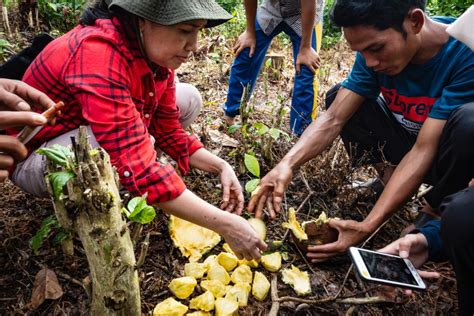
342, 17, 474, 135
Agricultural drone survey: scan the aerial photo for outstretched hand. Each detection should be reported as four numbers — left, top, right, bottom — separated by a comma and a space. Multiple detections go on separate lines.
247, 162, 293, 219
307, 219, 371, 262
219, 162, 244, 214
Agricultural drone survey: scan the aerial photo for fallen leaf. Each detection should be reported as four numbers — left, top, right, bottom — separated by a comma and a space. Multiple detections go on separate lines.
207, 129, 239, 147
29, 268, 63, 310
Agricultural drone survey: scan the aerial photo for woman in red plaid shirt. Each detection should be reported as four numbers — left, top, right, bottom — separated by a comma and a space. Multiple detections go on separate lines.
10, 0, 267, 260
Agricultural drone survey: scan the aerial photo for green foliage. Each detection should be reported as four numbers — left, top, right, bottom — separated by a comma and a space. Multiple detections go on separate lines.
427, 0, 471, 17
245, 178, 260, 194
48, 171, 75, 200
36, 144, 74, 168
322, 0, 342, 49
0, 36, 14, 62
38, 0, 86, 33
216, 0, 240, 13
122, 196, 156, 225
30, 215, 69, 254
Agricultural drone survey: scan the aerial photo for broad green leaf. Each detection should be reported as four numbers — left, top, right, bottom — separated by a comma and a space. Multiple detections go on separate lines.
30, 215, 60, 254
244, 153, 260, 178
36, 144, 74, 168
48, 171, 75, 200
265, 58, 272, 68
127, 196, 143, 214
129, 198, 147, 218
253, 122, 269, 136
245, 179, 260, 194
129, 205, 156, 224
53, 230, 70, 246
269, 128, 281, 140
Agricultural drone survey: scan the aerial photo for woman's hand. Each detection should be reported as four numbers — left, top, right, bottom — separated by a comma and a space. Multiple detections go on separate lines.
217, 213, 267, 260
219, 162, 244, 214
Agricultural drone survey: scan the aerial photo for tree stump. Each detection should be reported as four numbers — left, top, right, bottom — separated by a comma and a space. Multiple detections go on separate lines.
265, 53, 285, 81
44, 126, 141, 315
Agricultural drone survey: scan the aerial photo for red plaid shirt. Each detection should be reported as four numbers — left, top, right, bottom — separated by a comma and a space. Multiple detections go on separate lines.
15, 18, 204, 203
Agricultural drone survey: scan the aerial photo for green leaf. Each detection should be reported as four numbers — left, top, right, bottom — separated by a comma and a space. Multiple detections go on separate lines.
48, 171, 75, 200
244, 153, 260, 178
227, 124, 241, 134
265, 58, 272, 68
124, 195, 156, 224
253, 122, 269, 136
269, 128, 281, 140
30, 215, 60, 254
52, 230, 70, 246
36, 144, 74, 168
245, 179, 260, 194
129, 206, 156, 224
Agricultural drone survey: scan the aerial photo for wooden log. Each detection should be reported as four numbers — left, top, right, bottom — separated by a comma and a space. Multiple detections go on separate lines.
44, 126, 141, 315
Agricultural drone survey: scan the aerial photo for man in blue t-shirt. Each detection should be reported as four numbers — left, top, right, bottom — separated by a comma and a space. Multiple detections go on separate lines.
248, 1, 474, 313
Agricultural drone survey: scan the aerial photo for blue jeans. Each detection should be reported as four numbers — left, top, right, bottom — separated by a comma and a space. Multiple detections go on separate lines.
223, 20, 318, 136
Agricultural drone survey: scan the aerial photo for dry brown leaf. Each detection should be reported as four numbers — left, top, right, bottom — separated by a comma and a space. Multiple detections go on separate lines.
207, 129, 239, 147
29, 268, 64, 310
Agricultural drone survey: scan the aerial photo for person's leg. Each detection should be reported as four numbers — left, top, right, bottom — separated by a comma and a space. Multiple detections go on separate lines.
440, 186, 474, 316
424, 104, 474, 209
11, 127, 99, 197
325, 83, 416, 168
284, 23, 320, 135
223, 21, 277, 120
175, 82, 202, 129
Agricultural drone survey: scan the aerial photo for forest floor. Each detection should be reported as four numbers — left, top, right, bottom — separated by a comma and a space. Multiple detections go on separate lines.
0, 28, 459, 315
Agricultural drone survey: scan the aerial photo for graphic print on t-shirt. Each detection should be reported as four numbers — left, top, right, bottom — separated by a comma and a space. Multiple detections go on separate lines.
381, 87, 438, 134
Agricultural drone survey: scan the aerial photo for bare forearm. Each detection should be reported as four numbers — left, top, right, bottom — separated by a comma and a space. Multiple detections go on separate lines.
189, 148, 227, 174
243, 0, 258, 33
300, 0, 317, 48
158, 189, 233, 234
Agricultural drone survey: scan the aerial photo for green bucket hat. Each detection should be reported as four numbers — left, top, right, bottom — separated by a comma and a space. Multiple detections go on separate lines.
107, 0, 233, 28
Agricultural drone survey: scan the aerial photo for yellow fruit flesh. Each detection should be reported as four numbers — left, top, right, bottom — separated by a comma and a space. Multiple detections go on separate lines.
231, 264, 253, 284
282, 207, 308, 241
189, 291, 215, 312
247, 217, 267, 240
252, 271, 270, 301
281, 265, 312, 296
153, 297, 188, 316
168, 276, 197, 299
260, 252, 282, 272
225, 283, 251, 307
169, 216, 221, 262
215, 297, 239, 316
216, 252, 239, 272
200, 280, 226, 298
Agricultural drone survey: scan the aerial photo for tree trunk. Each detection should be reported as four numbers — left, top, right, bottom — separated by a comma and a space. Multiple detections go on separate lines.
45, 126, 141, 315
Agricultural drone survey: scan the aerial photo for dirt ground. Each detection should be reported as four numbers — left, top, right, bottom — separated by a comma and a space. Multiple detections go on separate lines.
0, 30, 459, 315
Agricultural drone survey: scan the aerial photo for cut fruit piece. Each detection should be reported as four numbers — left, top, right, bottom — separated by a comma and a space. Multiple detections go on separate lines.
247, 217, 267, 240
281, 265, 312, 296
231, 264, 253, 284
207, 263, 231, 285
153, 297, 188, 316
203, 255, 217, 270
282, 208, 308, 241
301, 211, 338, 245
168, 276, 197, 299
187, 312, 211, 316
238, 258, 259, 268
215, 297, 239, 316
184, 262, 207, 279
222, 243, 235, 255
189, 291, 215, 312
217, 252, 239, 272
260, 252, 282, 272
225, 283, 251, 307
169, 215, 221, 262
200, 280, 226, 298
252, 271, 270, 301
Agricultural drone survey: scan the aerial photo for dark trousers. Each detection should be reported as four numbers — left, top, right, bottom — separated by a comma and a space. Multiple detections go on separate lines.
440, 186, 474, 316
325, 84, 474, 208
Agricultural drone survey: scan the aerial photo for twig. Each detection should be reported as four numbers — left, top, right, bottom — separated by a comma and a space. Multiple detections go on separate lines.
338, 296, 396, 305
136, 232, 150, 268
268, 273, 280, 316
292, 242, 316, 274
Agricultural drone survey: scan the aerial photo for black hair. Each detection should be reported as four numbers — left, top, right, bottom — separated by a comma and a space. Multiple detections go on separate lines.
330, 0, 426, 36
